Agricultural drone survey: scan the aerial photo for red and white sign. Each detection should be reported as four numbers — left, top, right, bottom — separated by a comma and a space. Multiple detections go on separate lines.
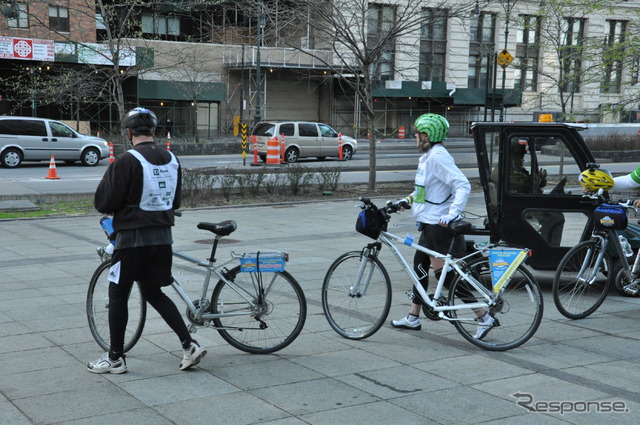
0, 37, 55, 61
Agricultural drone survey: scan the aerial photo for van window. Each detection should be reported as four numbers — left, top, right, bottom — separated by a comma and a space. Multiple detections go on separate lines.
50, 121, 75, 137
318, 124, 338, 137
252, 123, 276, 137
299, 123, 318, 137
0, 119, 47, 136
280, 123, 294, 137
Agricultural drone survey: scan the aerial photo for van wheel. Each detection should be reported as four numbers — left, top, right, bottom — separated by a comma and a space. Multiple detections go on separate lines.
342, 145, 354, 160
81, 148, 100, 166
259, 155, 266, 162
285, 147, 299, 163
1, 148, 22, 168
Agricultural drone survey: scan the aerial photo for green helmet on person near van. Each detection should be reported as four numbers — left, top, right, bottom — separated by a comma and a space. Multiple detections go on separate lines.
414, 113, 449, 143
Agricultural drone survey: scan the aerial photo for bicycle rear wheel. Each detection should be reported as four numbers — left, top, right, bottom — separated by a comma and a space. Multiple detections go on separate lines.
553, 239, 611, 319
211, 266, 306, 354
86, 259, 146, 352
322, 251, 392, 339
449, 257, 543, 351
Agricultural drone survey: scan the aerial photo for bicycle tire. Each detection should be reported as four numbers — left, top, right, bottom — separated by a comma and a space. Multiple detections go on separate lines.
553, 239, 611, 319
86, 259, 146, 352
448, 257, 543, 351
322, 251, 392, 340
210, 266, 306, 354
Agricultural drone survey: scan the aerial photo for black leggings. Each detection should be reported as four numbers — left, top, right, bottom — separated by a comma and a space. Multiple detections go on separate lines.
108, 245, 191, 358
412, 223, 474, 305
109, 281, 191, 357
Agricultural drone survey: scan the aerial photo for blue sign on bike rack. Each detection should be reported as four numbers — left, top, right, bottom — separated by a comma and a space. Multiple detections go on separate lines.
489, 249, 528, 293
240, 252, 286, 273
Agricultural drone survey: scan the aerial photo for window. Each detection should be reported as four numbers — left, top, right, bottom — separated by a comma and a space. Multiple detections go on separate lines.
49, 6, 69, 32
142, 12, 180, 36
468, 13, 495, 89
298, 123, 318, 137
49, 121, 75, 138
279, 123, 295, 137
0, 119, 47, 136
602, 20, 627, 94
367, 4, 396, 81
515, 15, 540, 92
560, 18, 585, 93
7, 2, 28, 29
419, 8, 448, 82
318, 124, 338, 137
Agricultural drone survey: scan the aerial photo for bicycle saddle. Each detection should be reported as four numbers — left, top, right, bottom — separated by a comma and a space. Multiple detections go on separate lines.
197, 220, 237, 236
449, 221, 473, 235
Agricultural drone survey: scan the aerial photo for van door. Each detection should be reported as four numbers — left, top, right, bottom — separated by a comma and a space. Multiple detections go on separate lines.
12, 119, 50, 161
297, 122, 321, 157
318, 123, 340, 158
48, 120, 79, 161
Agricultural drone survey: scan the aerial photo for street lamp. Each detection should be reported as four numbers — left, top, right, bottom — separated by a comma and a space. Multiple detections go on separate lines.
499, 0, 517, 122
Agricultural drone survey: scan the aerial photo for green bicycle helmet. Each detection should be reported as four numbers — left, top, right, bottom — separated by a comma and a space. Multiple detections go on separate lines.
414, 113, 449, 143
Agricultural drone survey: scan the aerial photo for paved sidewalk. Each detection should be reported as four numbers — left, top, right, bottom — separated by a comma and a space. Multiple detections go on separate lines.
2, 194, 640, 424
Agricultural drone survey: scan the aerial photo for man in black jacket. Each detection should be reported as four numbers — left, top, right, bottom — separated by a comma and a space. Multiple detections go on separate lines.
87, 107, 206, 374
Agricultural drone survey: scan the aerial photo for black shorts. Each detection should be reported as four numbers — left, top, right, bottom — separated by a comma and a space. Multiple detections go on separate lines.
418, 223, 466, 258
110, 245, 173, 287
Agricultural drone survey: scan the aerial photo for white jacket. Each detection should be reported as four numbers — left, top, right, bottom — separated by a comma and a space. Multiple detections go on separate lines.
409, 144, 471, 225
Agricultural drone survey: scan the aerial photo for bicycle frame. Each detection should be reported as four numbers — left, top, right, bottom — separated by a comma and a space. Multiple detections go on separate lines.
352, 228, 514, 323
171, 249, 264, 324
594, 228, 640, 284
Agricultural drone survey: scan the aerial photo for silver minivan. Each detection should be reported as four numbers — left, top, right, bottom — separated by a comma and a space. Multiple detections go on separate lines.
0, 117, 109, 168
251, 121, 357, 163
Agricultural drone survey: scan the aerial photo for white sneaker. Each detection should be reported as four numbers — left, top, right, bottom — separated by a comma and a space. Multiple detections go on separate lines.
180, 340, 207, 370
87, 352, 127, 374
390, 314, 422, 330
474, 313, 495, 340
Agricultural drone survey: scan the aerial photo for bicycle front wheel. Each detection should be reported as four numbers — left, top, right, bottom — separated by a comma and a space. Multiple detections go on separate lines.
553, 239, 611, 319
211, 266, 307, 354
86, 259, 146, 352
449, 258, 543, 351
322, 251, 392, 340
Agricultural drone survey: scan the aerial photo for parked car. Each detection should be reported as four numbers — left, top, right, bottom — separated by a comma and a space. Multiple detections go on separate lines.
251, 121, 357, 163
0, 117, 110, 168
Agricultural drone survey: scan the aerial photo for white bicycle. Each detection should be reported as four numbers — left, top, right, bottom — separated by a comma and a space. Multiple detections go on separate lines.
321, 197, 544, 351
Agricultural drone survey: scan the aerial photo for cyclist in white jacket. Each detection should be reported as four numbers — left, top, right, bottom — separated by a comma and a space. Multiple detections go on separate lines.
389, 113, 495, 339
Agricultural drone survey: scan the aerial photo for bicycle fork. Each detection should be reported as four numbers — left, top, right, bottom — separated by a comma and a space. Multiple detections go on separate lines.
349, 247, 378, 298
577, 235, 607, 285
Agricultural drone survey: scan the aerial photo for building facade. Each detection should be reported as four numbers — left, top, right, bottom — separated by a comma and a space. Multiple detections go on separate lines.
0, 0, 639, 140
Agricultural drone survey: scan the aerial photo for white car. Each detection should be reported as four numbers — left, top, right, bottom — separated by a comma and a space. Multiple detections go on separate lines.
0, 116, 109, 168
251, 121, 357, 163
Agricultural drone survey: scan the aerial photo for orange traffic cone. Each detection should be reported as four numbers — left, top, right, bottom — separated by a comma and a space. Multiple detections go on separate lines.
45, 155, 60, 179
109, 142, 114, 163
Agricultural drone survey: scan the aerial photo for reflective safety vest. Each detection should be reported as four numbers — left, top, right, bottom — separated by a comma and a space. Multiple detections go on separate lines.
128, 149, 179, 211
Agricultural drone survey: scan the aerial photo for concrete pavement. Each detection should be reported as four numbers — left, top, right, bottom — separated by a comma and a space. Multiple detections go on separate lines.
3, 194, 640, 424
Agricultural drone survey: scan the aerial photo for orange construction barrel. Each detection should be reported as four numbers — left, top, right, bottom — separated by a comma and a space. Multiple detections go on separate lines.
398, 126, 405, 139
266, 137, 281, 165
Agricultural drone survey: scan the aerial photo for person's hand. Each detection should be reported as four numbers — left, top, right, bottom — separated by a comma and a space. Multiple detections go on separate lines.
538, 168, 548, 187
633, 199, 640, 209
438, 214, 457, 227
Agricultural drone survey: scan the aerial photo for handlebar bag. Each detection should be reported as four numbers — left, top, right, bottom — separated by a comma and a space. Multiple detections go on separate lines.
356, 208, 388, 239
593, 204, 628, 230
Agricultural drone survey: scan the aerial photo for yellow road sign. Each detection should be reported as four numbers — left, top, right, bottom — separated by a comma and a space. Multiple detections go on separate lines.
497, 49, 513, 69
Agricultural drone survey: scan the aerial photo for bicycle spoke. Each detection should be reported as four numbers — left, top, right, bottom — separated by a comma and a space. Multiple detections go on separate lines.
553, 240, 611, 319
449, 258, 543, 351
322, 252, 391, 340
211, 266, 306, 354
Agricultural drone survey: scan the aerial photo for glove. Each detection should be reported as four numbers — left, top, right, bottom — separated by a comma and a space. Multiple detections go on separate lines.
439, 214, 458, 226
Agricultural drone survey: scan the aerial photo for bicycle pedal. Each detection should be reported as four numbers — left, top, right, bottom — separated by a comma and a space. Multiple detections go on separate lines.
405, 290, 415, 301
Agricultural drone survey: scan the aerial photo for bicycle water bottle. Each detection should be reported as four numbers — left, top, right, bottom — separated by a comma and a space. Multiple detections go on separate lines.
619, 235, 634, 258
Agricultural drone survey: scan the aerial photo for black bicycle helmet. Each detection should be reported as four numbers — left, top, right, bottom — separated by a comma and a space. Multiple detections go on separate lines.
123, 107, 158, 131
